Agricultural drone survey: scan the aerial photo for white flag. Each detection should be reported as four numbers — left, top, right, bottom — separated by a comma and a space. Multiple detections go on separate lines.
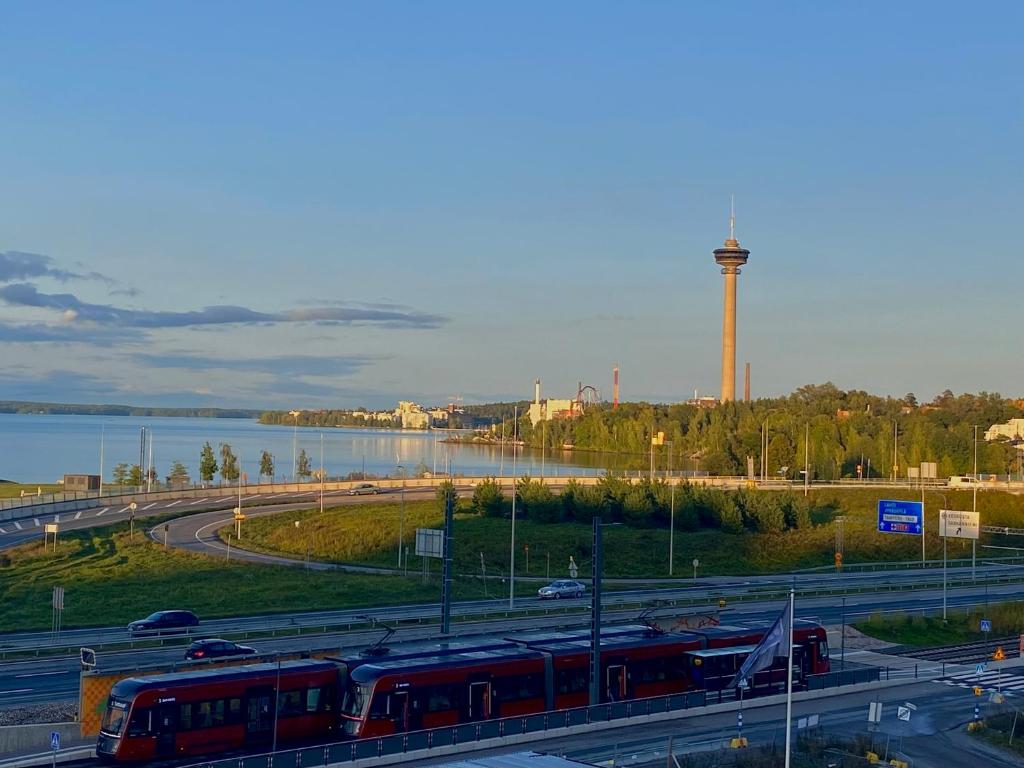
732, 603, 791, 688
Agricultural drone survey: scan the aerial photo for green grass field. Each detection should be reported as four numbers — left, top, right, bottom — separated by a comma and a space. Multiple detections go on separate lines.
0, 519, 528, 632
855, 601, 1024, 646
0, 483, 63, 498
225, 487, 1024, 578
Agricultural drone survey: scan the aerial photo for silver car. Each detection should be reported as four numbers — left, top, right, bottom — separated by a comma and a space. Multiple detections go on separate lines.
348, 483, 381, 495
537, 580, 586, 599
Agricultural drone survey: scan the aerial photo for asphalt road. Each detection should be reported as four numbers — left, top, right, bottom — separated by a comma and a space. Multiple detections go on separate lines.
405, 670, 1024, 768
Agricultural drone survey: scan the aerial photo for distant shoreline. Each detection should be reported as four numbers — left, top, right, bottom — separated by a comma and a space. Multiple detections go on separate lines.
0, 401, 258, 419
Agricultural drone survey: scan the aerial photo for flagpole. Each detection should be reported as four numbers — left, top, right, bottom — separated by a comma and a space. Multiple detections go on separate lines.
784, 587, 795, 768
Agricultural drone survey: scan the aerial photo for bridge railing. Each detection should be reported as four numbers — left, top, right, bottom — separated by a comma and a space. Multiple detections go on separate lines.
182, 667, 883, 768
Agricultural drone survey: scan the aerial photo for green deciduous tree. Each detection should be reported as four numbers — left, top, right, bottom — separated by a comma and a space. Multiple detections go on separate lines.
112, 462, 130, 486
199, 442, 218, 482
296, 449, 311, 479
259, 450, 275, 481
219, 443, 239, 482
471, 477, 504, 517
167, 460, 190, 486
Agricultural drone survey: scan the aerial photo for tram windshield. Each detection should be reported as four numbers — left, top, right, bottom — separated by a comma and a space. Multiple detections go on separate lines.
100, 698, 130, 735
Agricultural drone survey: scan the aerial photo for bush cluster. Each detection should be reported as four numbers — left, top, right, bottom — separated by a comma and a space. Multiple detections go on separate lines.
469, 474, 816, 534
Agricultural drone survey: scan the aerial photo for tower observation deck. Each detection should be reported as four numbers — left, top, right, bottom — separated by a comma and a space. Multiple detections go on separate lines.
713, 206, 750, 402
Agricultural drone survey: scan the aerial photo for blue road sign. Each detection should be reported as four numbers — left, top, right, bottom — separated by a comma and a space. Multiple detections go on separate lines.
50, 732, 60, 751
877, 500, 924, 535
976, 662, 987, 675
981, 619, 992, 633
974, 704, 981, 720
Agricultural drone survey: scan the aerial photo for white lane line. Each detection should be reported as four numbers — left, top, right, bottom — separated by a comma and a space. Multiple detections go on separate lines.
166, 500, 182, 507
117, 506, 130, 514
33, 518, 40, 527
74, 511, 82, 520
16, 671, 68, 678
242, 496, 260, 501
0, 688, 32, 694
13, 521, 23, 530
96, 507, 109, 516
0, 527, 6, 534
53, 514, 61, 523
190, 498, 209, 506
142, 503, 157, 510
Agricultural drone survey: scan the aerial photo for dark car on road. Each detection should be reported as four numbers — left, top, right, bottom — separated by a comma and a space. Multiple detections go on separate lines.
184, 638, 256, 660
537, 580, 587, 599
348, 483, 382, 495
127, 610, 199, 634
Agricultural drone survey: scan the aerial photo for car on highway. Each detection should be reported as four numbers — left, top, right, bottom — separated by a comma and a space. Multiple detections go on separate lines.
348, 483, 382, 495
127, 610, 199, 634
184, 638, 256, 660
537, 580, 587, 599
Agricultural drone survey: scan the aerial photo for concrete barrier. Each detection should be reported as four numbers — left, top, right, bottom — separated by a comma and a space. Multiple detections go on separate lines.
0, 723, 83, 755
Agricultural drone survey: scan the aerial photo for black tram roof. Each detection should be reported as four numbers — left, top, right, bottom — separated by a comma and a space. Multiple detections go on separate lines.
349, 647, 546, 684
518, 631, 700, 656
109, 660, 338, 699
336, 636, 518, 665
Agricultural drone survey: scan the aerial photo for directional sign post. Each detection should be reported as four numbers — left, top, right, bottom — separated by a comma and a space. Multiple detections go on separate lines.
939, 510, 979, 539
877, 500, 923, 535
50, 731, 60, 768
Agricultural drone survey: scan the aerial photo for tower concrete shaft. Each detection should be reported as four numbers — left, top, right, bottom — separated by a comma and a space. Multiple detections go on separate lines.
713, 222, 750, 403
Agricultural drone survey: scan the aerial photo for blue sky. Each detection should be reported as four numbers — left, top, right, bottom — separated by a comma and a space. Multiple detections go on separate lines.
1, 2, 1021, 409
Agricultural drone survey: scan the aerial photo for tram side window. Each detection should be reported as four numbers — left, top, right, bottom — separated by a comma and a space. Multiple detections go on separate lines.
555, 667, 589, 695
195, 702, 213, 729
427, 687, 453, 713
492, 674, 543, 702
127, 708, 152, 737
278, 690, 304, 717
179, 703, 192, 731
306, 686, 334, 713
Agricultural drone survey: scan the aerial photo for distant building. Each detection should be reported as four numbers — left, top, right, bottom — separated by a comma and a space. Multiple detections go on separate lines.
394, 400, 432, 429
686, 396, 719, 409
63, 474, 100, 491
528, 398, 579, 425
985, 418, 1024, 442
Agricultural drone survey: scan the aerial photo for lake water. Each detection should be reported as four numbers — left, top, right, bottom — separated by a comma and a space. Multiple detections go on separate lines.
0, 413, 628, 483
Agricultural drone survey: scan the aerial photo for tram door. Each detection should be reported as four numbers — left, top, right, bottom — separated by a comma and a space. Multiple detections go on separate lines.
606, 665, 627, 702
468, 682, 491, 722
245, 687, 275, 744
388, 691, 410, 732
155, 703, 177, 757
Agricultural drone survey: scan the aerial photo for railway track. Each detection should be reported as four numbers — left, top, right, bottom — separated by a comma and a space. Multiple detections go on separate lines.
892, 635, 1018, 663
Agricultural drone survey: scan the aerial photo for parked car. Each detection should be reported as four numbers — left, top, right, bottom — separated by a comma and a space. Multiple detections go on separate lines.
184, 638, 256, 660
127, 610, 199, 634
348, 483, 381, 495
537, 580, 587, 599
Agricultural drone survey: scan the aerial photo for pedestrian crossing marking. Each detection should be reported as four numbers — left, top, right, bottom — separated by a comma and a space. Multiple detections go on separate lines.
936, 669, 1024, 695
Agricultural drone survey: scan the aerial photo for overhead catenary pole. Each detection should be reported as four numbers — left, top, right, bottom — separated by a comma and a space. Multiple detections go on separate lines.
804, 423, 809, 496
441, 486, 454, 634
319, 433, 324, 516
509, 406, 518, 609
589, 517, 604, 706
783, 587, 795, 768
973, 425, 978, 581
668, 443, 675, 576
98, 424, 105, 496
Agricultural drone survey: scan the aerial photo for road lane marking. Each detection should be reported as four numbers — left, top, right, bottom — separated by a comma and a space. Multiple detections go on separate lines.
0, 527, 6, 534
117, 506, 130, 514
0, 688, 32, 694
190, 498, 209, 506
74, 511, 82, 520
96, 508, 109, 516
33, 518, 40, 527
53, 514, 60, 523
143, 503, 157, 510
16, 671, 68, 678
13, 521, 22, 530
166, 500, 181, 507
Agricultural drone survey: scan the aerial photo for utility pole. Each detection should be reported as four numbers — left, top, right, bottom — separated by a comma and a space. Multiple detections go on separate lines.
441, 488, 454, 634
804, 423, 809, 497
590, 518, 604, 706
973, 425, 978, 581
668, 443, 675, 576
509, 406, 518, 609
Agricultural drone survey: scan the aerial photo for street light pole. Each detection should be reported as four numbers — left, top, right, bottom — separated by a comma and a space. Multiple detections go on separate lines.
289, 410, 300, 481
973, 425, 979, 582
590, 517, 604, 706
509, 406, 518, 609
319, 433, 325, 516
668, 442, 675, 576
804, 423, 809, 497
396, 464, 406, 567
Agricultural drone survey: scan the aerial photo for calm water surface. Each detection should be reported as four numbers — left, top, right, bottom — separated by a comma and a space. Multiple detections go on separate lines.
0, 414, 629, 483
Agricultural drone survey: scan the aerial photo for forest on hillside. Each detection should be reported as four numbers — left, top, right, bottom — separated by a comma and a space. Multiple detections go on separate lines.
504, 384, 1024, 480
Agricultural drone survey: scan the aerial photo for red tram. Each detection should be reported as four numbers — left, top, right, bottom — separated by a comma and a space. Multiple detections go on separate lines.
97, 620, 829, 762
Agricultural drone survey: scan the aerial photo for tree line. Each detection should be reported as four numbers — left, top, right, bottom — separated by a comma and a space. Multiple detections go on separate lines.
107, 443, 319, 487
457, 475, 821, 534
501, 384, 1024, 480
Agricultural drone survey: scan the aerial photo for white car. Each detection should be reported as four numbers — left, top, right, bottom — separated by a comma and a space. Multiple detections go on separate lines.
537, 580, 587, 599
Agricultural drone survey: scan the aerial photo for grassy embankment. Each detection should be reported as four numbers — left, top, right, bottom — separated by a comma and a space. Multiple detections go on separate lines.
0, 483, 63, 498
0, 518, 519, 633
226, 487, 1024, 578
970, 711, 1024, 759
854, 602, 1024, 646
